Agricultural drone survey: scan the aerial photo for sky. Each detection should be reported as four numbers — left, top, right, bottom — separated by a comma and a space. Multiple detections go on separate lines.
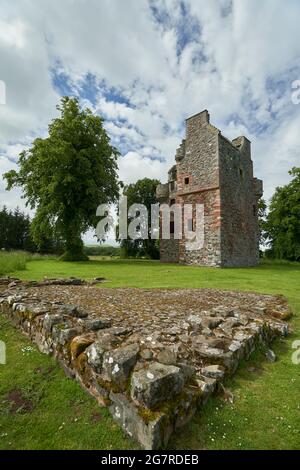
0, 0, 300, 244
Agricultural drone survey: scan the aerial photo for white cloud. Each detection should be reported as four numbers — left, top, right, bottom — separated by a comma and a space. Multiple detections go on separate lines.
118, 151, 168, 185
0, 0, 300, 236
0, 155, 24, 211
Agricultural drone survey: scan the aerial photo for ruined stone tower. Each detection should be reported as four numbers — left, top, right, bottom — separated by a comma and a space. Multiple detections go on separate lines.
156, 110, 263, 267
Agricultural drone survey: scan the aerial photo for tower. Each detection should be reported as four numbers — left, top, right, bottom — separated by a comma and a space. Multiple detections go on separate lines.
156, 110, 263, 267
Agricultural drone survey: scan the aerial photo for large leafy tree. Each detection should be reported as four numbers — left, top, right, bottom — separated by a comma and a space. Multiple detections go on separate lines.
266, 167, 300, 261
120, 178, 160, 259
4, 97, 120, 261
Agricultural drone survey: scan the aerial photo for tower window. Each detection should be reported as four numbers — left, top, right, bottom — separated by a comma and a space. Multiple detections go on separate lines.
253, 205, 257, 216
184, 177, 190, 185
239, 168, 243, 178
187, 219, 194, 231
170, 221, 175, 234
170, 181, 175, 191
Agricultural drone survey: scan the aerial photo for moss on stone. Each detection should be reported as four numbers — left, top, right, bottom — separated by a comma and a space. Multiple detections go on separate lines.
137, 406, 162, 424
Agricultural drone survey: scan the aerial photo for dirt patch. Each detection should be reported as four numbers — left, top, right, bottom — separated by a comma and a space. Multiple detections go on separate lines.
91, 411, 102, 423
6, 389, 34, 414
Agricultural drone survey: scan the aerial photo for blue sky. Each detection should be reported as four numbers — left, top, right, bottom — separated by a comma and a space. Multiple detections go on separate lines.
0, 0, 300, 243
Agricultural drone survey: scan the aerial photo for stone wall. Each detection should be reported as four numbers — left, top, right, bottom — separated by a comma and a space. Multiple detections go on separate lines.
0, 278, 290, 449
176, 111, 221, 266
219, 135, 261, 267
177, 189, 221, 267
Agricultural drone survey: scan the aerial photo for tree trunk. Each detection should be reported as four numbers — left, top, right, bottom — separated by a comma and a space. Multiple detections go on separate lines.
60, 230, 88, 262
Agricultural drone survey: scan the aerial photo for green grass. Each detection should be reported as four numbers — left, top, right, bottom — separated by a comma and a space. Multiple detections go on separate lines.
0, 251, 28, 276
0, 251, 57, 277
0, 257, 299, 449
0, 315, 136, 450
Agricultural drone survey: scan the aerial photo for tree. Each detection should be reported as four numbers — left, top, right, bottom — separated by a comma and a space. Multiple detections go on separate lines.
266, 167, 300, 261
0, 206, 8, 249
258, 197, 268, 246
0, 206, 63, 254
120, 178, 160, 259
4, 97, 120, 261
0, 206, 32, 251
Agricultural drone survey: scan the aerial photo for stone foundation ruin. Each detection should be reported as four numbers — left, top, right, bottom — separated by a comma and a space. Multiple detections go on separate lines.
0, 278, 291, 449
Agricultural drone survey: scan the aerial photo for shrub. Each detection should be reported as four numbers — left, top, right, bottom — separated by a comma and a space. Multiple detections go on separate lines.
83, 245, 120, 257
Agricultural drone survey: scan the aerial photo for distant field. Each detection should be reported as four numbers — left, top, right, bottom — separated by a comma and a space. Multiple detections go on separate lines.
0, 257, 299, 449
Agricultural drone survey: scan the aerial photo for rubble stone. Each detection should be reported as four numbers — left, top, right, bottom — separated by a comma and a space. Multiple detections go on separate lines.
63, 304, 88, 318
201, 365, 225, 380
266, 349, 276, 362
102, 344, 140, 389
86, 342, 106, 373
52, 325, 81, 346
0, 278, 291, 449
131, 362, 185, 409
157, 348, 177, 365
70, 333, 95, 360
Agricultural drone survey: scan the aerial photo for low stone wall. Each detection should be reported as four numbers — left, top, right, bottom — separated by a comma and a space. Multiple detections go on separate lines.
0, 278, 291, 449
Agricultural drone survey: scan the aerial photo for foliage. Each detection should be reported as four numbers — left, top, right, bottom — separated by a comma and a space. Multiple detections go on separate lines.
120, 178, 160, 259
83, 245, 120, 257
4, 97, 120, 261
0, 206, 63, 255
0, 206, 34, 252
257, 198, 268, 246
266, 167, 300, 261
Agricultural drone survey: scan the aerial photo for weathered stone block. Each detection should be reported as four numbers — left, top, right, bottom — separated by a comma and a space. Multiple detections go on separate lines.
96, 330, 122, 349
109, 392, 172, 450
79, 318, 112, 331
52, 325, 81, 346
174, 387, 199, 430
131, 362, 185, 410
196, 375, 217, 403
70, 333, 95, 360
86, 341, 106, 373
201, 364, 225, 380
156, 348, 177, 365
63, 304, 88, 318
102, 343, 139, 389
42, 313, 64, 334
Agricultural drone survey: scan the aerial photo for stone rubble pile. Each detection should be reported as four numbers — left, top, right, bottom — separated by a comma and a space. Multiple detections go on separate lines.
0, 278, 291, 449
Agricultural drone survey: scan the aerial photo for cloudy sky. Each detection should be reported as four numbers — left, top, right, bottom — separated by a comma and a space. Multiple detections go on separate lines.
0, 0, 300, 243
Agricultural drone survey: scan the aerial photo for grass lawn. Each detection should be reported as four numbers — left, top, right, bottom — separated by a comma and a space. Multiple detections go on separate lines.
0, 258, 299, 449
